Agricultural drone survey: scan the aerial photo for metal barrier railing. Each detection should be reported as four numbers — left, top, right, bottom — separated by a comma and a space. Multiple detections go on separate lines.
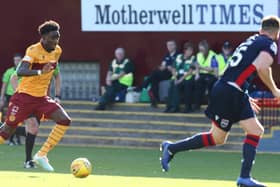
256, 98, 280, 128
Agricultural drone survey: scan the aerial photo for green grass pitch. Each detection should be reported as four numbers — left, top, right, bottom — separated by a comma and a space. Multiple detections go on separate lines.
0, 145, 279, 187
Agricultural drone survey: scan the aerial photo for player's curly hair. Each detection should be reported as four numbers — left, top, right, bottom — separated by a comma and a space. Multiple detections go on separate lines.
38, 20, 60, 35
261, 16, 280, 32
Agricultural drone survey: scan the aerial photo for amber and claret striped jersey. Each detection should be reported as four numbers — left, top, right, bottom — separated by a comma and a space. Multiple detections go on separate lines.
17, 42, 62, 97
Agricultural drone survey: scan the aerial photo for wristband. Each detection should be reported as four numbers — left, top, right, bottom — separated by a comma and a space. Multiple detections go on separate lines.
37, 70, 42, 75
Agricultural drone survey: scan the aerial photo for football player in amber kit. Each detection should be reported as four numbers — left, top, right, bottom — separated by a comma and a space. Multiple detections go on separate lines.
0, 20, 71, 172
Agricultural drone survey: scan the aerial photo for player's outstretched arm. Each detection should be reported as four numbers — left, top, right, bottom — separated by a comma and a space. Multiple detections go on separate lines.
53, 72, 62, 103
17, 61, 42, 76
54, 73, 61, 97
17, 61, 53, 77
254, 51, 280, 97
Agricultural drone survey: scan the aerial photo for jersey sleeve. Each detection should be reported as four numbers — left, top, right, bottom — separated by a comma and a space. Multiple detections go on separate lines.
10, 71, 18, 79
55, 45, 63, 61
2, 69, 11, 83
262, 40, 277, 58
22, 46, 36, 63
53, 64, 60, 76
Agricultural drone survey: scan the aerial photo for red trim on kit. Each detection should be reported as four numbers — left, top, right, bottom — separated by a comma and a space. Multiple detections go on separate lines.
202, 134, 209, 146
209, 133, 216, 146
211, 120, 219, 128
244, 139, 258, 147
56, 119, 71, 126
235, 64, 256, 86
247, 134, 260, 142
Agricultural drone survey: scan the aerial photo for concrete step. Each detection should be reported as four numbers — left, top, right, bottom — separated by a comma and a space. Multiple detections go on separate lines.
41, 100, 246, 150
41, 118, 244, 133
66, 109, 209, 123
38, 125, 245, 142
62, 100, 207, 112
35, 133, 242, 150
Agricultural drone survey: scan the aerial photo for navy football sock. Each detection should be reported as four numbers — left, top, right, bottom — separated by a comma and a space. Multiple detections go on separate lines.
240, 134, 260, 178
168, 132, 216, 155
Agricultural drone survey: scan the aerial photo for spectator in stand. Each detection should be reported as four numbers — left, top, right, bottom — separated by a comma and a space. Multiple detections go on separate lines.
216, 41, 233, 77
0, 53, 25, 145
164, 42, 196, 113
194, 40, 218, 111
137, 40, 179, 107
95, 48, 134, 110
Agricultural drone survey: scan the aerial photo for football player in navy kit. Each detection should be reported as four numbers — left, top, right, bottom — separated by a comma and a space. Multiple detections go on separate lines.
160, 16, 280, 187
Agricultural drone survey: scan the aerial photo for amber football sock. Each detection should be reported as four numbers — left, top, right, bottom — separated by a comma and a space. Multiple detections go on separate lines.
0, 136, 5, 144
37, 124, 68, 156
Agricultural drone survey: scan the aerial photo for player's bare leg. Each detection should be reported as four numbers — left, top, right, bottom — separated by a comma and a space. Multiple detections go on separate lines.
160, 123, 229, 172
237, 118, 266, 187
34, 108, 71, 172
0, 123, 17, 144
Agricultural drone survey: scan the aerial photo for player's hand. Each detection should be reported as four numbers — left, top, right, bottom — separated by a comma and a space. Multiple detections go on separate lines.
249, 97, 261, 114
42, 63, 54, 74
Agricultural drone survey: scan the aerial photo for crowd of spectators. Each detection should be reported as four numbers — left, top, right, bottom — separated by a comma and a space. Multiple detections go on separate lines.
96, 40, 233, 112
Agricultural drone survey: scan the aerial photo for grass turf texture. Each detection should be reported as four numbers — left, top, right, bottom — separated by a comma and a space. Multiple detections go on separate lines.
0, 145, 279, 187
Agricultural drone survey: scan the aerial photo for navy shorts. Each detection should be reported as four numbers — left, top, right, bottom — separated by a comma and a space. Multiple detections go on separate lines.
205, 80, 255, 132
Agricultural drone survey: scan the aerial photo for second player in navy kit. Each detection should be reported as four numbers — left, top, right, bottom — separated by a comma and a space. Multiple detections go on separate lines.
206, 33, 277, 132
160, 16, 280, 187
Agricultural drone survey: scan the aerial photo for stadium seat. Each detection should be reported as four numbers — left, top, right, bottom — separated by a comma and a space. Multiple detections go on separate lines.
159, 80, 171, 102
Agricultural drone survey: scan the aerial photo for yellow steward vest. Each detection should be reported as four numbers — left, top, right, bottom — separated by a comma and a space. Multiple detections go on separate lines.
111, 58, 133, 87
215, 54, 232, 76
196, 50, 216, 74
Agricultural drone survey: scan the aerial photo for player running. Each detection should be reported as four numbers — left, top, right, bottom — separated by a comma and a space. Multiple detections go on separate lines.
0, 20, 71, 172
160, 16, 280, 187
9, 64, 61, 168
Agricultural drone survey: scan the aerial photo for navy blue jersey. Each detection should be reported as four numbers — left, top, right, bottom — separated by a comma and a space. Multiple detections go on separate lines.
162, 52, 179, 67
222, 34, 277, 90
